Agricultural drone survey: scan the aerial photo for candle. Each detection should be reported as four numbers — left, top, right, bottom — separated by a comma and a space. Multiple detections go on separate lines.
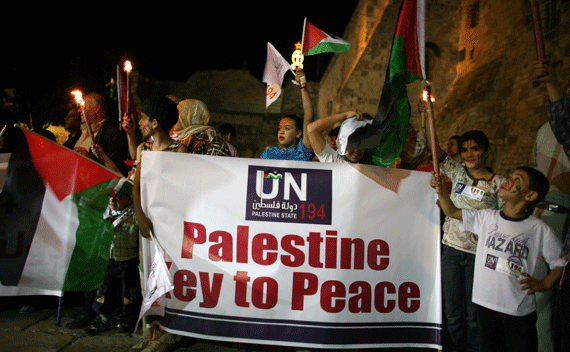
529, 0, 545, 61
124, 60, 132, 118
71, 90, 95, 145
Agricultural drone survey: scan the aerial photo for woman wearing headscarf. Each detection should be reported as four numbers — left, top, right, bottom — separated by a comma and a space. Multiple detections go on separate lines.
171, 99, 230, 156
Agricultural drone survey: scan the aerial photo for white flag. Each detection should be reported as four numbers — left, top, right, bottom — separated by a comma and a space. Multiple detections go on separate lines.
136, 233, 174, 331
262, 42, 293, 108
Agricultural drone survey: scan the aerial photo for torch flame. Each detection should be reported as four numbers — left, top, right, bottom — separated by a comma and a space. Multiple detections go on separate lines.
124, 60, 132, 73
422, 90, 435, 102
71, 90, 85, 108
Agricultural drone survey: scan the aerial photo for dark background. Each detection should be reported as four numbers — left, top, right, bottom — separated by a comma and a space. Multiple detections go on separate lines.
1, 4, 357, 128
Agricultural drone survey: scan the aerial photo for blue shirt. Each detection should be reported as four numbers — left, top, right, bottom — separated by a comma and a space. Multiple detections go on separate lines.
260, 138, 315, 161
548, 94, 570, 160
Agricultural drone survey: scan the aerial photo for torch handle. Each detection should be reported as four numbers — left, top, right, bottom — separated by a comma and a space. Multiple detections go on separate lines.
529, 0, 546, 61
80, 109, 96, 145
126, 72, 131, 118
117, 65, 123, 124
425, 93, 440, 191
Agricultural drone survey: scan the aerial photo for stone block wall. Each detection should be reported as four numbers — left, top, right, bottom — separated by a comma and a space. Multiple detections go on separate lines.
318, 0, 570, 176
131, 0, 570, 173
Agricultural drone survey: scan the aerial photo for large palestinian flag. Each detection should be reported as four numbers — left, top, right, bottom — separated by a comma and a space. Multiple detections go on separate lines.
345, 0, 425, 166
0, 128, 128, 296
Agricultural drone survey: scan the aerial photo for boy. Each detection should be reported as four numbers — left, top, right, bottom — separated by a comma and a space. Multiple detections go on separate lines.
307, 110, 368, 163
132, 97, 188, 351
84, 180, 140, 335
432, 166, 566, 352
260, 69, 315, 161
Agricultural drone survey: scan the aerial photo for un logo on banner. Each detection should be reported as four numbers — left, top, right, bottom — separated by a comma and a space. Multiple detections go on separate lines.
245, 166, 332, 225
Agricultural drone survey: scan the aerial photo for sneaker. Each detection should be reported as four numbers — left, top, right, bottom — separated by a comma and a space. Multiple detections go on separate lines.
130, 338, 149, 352
141, 332, 176, 352
65, 314, 95, 329
19, 304, 40, 314
84, 316, 113, 336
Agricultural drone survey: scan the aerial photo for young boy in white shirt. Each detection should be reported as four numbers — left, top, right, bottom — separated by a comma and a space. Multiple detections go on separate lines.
432, 166, 566, 352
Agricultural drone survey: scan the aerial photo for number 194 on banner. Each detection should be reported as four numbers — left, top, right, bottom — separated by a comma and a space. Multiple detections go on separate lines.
245, 166, 332, 225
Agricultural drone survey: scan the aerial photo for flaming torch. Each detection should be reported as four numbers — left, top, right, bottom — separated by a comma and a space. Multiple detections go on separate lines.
124, 60, 132, 119
421, 85, 435, 128
422, 82, 440, 189
71, 89, 95, 145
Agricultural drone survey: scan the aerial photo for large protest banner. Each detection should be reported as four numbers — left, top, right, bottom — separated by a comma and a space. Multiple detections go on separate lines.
140, 152, 442, 350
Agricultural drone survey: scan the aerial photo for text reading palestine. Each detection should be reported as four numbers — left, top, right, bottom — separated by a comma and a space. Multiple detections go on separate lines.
181, 222, 390, 271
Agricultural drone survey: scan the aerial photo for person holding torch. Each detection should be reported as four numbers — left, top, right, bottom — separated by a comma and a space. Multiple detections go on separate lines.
72, 92, 129, 176
419, 97, 505, 352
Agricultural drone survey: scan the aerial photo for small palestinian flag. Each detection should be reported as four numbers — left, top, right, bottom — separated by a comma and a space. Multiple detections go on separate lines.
301, 18, 350, 56
264, 171, 283, 180
0, 128, 128, 296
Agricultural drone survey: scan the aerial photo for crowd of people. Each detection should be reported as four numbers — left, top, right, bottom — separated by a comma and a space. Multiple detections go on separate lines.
1, 60, 569, 352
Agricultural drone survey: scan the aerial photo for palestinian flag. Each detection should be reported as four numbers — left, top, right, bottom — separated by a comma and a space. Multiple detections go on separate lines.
0, 128, 129, 296
301, 18, 350, 56
345, 0, 425, 167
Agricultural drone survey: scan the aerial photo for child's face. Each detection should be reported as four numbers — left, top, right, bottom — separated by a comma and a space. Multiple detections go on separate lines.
278, 117, 302, 149
460, 140, 488, 170
139, 112, 155, 140
499, 169, 531, 200
447, 138, 459, 156
346, 148, 366, 163
329, 135, 338, 150
109, 195, 131, 211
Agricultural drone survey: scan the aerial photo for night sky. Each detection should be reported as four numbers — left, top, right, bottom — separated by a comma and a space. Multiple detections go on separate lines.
2, 3, 358, 126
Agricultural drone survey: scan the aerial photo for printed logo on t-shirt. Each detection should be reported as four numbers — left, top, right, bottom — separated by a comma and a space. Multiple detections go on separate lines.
484, 254, 524, 278
484, 230, 529, 260
495, 257, 524, 278
485, 254, 498, 269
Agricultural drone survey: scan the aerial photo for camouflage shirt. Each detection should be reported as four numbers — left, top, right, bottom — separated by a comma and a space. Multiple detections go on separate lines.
440, 154, 505, 254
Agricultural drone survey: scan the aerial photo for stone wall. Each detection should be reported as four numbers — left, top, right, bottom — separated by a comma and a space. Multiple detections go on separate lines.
133, 69, 318, 158
131, 0, 570, 173
318, 0, 570, 176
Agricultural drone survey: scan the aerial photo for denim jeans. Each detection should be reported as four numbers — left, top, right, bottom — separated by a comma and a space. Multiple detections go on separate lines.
442, 245, 478, 352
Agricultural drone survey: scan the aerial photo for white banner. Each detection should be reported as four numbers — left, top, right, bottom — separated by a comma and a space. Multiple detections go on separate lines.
141, 152, 442, 349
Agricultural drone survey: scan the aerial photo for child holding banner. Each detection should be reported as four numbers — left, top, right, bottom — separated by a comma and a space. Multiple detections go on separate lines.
260, 69, 316, 161
432, 166, 565, 352
132, 97, 188, 352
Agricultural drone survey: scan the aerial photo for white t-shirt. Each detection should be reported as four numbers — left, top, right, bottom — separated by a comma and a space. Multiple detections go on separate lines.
462, 208, 566, 316
316, 143, 346, 163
